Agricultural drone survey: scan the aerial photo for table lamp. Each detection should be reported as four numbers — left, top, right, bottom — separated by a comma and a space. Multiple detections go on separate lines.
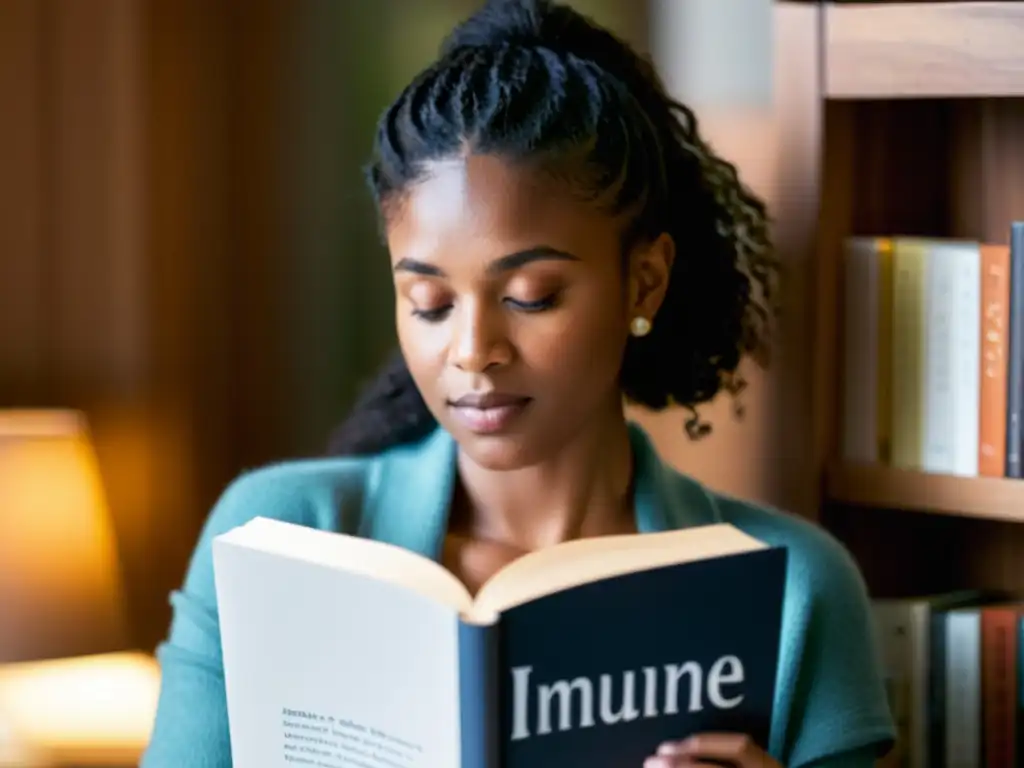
0, 410, 161, 767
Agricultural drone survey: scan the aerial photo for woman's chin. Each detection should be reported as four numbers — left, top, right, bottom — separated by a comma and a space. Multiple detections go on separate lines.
450, 429, 547, 472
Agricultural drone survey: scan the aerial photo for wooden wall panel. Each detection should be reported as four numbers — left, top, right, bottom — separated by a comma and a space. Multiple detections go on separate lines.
140, 0, 297, 648
0, 0, 301, 650
0, 1, 46, 398
0, 0, 160, 649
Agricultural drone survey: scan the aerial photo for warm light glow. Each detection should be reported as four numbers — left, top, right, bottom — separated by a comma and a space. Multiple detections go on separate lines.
0, 652, 161, 765
0, 716, 45, 768
0, 409, 127, 663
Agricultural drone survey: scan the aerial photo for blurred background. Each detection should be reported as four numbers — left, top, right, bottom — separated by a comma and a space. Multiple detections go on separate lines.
0, 1, 810, 763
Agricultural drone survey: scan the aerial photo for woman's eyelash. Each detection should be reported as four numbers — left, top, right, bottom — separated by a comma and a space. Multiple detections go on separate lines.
504, 294, 559, 312
411, 306, 452, 322
410, 293, 560, 322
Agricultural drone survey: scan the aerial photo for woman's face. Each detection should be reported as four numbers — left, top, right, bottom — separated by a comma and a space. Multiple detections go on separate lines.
385, 153, 671, 470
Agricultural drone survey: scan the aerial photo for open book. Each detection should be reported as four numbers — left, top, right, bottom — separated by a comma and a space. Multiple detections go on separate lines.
213, 517, 787, 768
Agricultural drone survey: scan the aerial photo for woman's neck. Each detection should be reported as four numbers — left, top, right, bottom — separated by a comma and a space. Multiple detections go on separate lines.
453, 405, 636, 551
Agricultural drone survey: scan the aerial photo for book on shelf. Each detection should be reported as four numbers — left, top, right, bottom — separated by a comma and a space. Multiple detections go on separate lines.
840, 225, 1024, 480
1008, 224, 1024, 478
871, 591, 1021, 768
211, 517, 787, 768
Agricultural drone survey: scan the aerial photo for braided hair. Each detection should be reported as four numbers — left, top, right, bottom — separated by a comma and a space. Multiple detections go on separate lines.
328, 0, 778, 456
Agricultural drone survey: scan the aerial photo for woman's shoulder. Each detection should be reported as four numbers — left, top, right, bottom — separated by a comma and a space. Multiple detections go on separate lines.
635, 424, 865, 601
201, 426, 456, 542
651, 450, 872, 617
199, 453, 382, 545
705, 487, 869, 607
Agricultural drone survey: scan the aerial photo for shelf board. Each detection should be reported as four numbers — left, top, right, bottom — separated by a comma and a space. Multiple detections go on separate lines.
826, 462, 1024, 523
825, 2, 1024, 99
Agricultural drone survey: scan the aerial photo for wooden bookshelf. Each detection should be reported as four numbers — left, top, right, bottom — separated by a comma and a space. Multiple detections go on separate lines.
789, 1, 1024, 597
825, 2, 1024, 99
826, 463, 1024, 523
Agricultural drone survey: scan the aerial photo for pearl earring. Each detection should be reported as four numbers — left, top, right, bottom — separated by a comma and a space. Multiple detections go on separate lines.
630, 316, 652, 337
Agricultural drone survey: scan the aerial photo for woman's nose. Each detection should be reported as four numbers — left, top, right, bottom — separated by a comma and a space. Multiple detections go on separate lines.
449, 300, 512, 373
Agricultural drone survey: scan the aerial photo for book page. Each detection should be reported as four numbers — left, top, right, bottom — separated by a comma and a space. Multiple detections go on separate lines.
214, 539, 464, 768
220, 517, 472, 611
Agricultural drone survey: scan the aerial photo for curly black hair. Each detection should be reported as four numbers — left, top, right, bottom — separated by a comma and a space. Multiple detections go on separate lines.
328, 0, 778, 456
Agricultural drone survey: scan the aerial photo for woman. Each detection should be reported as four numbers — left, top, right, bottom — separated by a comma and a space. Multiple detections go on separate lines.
142, 1, 894, 766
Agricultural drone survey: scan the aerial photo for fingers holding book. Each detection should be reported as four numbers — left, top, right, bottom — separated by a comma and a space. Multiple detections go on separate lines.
644, 732, 782, 768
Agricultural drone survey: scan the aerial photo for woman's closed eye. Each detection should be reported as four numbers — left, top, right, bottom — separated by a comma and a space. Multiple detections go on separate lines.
411, 292, 560, 323
503, 292, 559, 312
411, 305, 453, 322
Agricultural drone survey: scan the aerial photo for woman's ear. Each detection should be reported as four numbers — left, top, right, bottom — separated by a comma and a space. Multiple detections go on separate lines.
627, 232, 675, 322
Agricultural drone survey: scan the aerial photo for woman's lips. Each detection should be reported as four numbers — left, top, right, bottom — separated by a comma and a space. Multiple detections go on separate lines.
447, 393, 532, 434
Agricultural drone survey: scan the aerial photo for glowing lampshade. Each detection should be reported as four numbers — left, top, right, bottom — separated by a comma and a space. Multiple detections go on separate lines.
0, 410, 128, 663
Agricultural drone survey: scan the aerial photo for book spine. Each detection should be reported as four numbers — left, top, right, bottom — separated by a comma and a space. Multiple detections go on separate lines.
891, 239, 927, 470
949, 244, 981, 477
1006, 223, 1024, 478
978, 245, 1011, 477
906, 605, 929, 768
927, 610, 947, 768
1017, 617, 1024, 764
459, 620, 499, 768
945, 610, 982, 768
1002, 605, 1019, 767
982, 608, 1018, 768
922, 242, 956, 474
878, 241, 895, 464
841, 238, 883, 464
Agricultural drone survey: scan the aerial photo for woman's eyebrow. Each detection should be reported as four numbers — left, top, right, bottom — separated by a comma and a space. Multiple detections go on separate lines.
486, 246, 580, 274
392, 258, 444, 277
393, 246, 580, 277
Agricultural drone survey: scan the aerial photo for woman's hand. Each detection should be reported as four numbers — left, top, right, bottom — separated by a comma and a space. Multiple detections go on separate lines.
644, 733, 782, 767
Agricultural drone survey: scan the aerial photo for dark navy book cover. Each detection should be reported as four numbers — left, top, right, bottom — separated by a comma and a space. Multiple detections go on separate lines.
495, 547, 787, 768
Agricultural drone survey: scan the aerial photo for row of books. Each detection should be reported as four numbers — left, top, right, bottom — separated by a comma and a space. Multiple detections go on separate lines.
840, 225, 1024, 478
872, 591, 1022, 768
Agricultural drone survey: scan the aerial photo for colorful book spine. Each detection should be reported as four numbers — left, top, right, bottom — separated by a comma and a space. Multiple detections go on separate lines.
839, 225, 1024, 480
1006, 223, 1024, 478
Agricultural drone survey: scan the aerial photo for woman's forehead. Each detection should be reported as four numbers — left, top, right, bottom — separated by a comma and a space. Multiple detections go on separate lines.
386, 154, 618, 264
